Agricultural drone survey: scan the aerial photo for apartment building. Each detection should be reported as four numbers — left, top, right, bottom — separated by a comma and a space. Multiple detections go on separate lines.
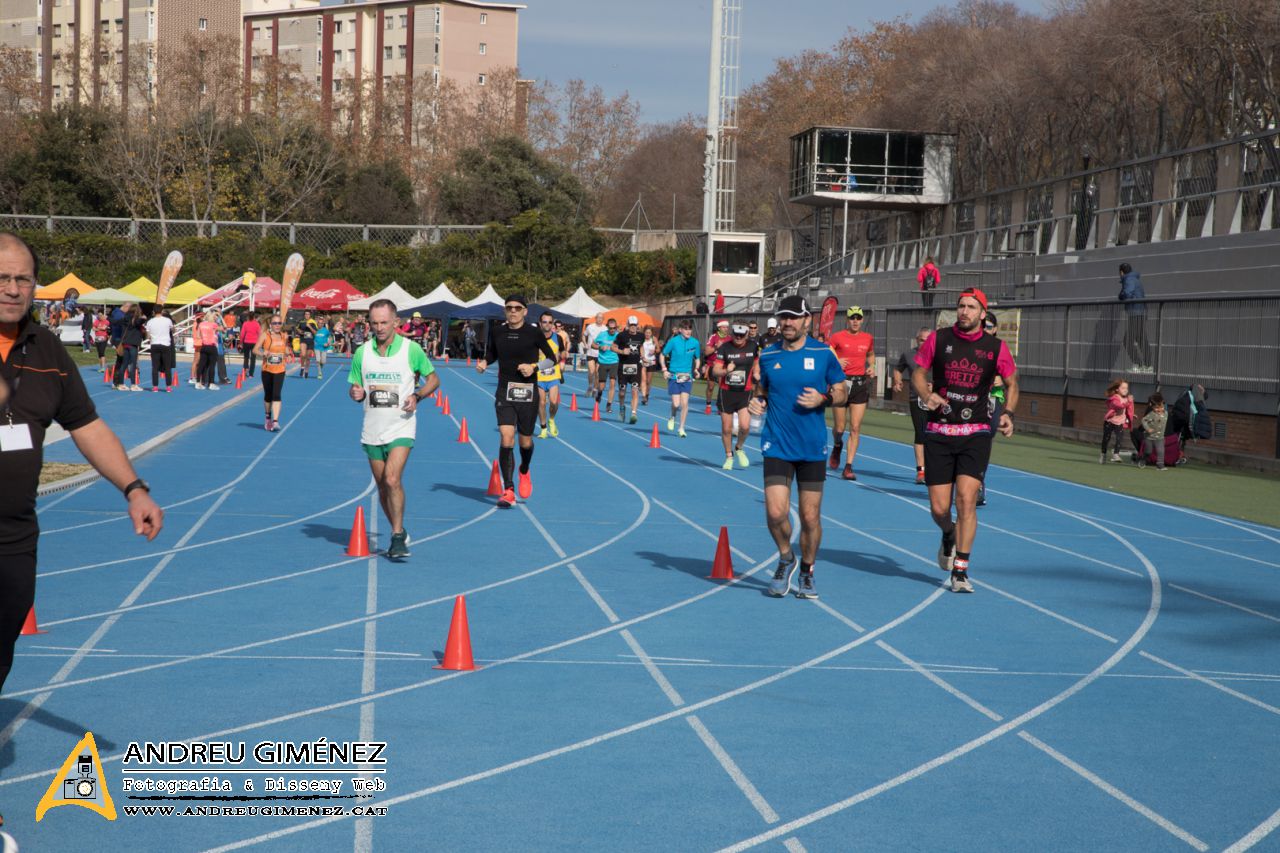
0, 0, 271, 110
243, 0, 523, 138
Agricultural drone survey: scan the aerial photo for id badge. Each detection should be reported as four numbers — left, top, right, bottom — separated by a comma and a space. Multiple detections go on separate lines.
506, 383, 534, 403
369, 387, 399, 409
0, 423, 34, 452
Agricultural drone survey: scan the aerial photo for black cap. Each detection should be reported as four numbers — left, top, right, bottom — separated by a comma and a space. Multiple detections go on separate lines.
775, 295, 810, 317
504, 294, 528, 307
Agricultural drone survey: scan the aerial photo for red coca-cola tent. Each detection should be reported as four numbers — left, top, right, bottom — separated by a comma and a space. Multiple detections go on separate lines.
292, 279, 366, 311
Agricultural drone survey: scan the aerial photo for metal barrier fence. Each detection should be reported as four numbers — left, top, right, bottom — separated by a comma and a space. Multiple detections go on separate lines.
788, 129, 1280, 273
0, 213, 714, 258
879, 294, 1280, 397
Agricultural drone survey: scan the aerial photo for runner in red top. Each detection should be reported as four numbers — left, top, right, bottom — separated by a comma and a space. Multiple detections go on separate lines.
703, 319, 732, 412
827, 306, 875, 479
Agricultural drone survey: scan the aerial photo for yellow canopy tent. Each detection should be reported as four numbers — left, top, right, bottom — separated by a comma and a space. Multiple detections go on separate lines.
165, 279, 213, 306
122, 277, 158, 301
35, 273, 95, 301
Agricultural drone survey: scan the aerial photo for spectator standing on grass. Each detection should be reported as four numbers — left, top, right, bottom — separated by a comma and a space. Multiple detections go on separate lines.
1138, 393, 1167, 470
1101, 379, 1133, 463
1118, 263, 1152, 370
917, 256, 941, 308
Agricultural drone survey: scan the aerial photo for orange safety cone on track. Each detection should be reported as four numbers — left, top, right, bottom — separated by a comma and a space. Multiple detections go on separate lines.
648, 423, 661, 448
20, 606, 47, 635
442, 396, 451, 416
591, 401, 600, 422
435, 391, 443, 408
707, 526, 734, 580
345, 506, 370, 557
456, 417, 470, 443
434, 595, 478, 670
485, 460, 503, 496
569, 393, 578, 412
235, 372, 243, 389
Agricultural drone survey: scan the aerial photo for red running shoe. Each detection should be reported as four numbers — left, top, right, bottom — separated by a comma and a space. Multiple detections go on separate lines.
497, 488, 516, 509
842, 464, 856, 481
915, 470, 926, 485
828, 442, 843, 469
518, 470, 532, 499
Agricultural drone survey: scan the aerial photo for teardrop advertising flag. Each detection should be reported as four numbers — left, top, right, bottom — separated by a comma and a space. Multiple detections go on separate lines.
155, 250, 183, 306
818, 295, 838, 341
279, 253, 305, 318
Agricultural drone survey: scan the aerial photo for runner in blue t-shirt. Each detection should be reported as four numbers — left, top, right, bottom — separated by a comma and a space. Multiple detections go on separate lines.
593, 319, 620, 413
748, 295, 847, 600
659, 319, 702, 437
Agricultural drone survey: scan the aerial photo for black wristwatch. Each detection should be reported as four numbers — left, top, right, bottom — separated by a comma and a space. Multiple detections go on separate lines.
821, 392, 835, 408
123, 478, 150, 498
1004, 410, 1016, 420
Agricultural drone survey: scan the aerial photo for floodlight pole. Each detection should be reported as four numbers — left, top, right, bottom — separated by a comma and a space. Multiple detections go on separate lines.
701, 0, 723, 235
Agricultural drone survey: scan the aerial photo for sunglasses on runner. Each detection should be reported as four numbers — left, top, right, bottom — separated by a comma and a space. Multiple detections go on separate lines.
504, 304, 525, 312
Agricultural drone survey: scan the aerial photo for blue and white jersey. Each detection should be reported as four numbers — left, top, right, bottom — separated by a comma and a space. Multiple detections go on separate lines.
757, 337, 845, 462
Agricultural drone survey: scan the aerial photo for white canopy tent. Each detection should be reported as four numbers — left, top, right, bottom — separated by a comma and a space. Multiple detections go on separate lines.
463, 284, 505, 308
552, 286, 610, 318
350, 282, 418, 311
412, 282, 466, 308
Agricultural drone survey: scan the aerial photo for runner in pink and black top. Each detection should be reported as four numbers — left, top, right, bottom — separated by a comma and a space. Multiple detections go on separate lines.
912, 287, 1018, 594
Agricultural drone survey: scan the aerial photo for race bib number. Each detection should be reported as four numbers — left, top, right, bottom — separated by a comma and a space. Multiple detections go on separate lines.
266, 354, 284, 365
537, 358, 555, 373
506, 383, 534, 403
676, 373, 691, 383
622, 364, 639, 376
369, 387, 399, 409
727, 370, 747, 388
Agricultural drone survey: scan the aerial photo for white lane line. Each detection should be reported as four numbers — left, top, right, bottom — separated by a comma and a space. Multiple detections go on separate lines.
716, 506, 1164, 851
620, 629, 685, 707
687, 714, 780, 824
617, 654, 712, 663
39, 503, 496, 626
1076, 514, 1280, 570
874, 640, 1003, 722
40, 369, 336, 533
1018, 732, 1210, 851
782, 839, 807, 853
975, 579, 1120, 643
1168, 584, 1280, 625
1139, 652, 1280, 717
0, 490, 232, 753
197, 585, 947, 853
354, 493, 379, 853
1225, 805, 1280, 852
39, 482, 377, 578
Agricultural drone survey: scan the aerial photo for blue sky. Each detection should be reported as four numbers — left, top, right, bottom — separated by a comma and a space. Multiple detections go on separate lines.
518, 0, 1049, 123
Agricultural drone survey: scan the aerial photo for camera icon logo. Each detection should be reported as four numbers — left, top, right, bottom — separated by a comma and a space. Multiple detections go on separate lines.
37, 733, 117, 822
62, 755, 97, 800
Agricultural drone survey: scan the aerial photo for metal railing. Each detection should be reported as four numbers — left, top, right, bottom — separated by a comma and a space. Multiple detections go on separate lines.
878, 293, 1280, 398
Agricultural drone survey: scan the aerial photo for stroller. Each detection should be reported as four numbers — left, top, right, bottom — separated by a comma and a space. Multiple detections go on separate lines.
1132, 385, 1211, 466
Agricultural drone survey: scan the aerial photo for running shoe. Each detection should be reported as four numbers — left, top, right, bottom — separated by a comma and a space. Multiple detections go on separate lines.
318, 370, 324, 379
208, 384, 220, 391
796, 572, 819, 599
829, 441, 843, 469
768, 553, 798, 597
619, 406, 626, 422
735, 450, 749, 468
642, 395, 649, 406
915, 470, 926, 485
937, 531, 956, 572
150, 387, 159, 392
704, 402, 712, 415
841, 464, 856, 481
1110, 453, 1122, 462
518, 471, 532, 499
497, 488, 516, 509
387, 530, 411, 559
1, 829, 16, 853
130, 385, 143, 391
629, 412, 637, 424
270, 420, 281, 432
950, 569, 974, 593
667, 416, 676, 432
539, 426, 549, 439
678, 429, 687, 438
976, 489, 987, 507
1099, 452, 1107, 464
549, 418, 558, 437
194, 383, 206, 390
1137, 457, 1146, 469
722, 456, 734, 470
606, 403, 613, 413
264, 418, 272, 431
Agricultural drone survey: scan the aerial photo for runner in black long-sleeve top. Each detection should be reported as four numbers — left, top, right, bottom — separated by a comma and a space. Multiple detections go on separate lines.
476, 294, 557, 508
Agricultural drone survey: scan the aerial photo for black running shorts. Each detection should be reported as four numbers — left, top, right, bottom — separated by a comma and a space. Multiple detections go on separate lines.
496, 399, 539, 436
923, 433, 993, 486
717, 388, 751, 415
762, 457, 826, 493
843, 375, 871, 406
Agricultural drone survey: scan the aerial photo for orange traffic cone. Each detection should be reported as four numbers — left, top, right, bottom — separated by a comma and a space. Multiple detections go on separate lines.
435, 390, 443, 408
345, 506, 370, 557
20, 606, 47, 635
104, 366, 112, 384
648, 423, 661, 448
591, 401, 600, 422
235, 372, 244, 389
467, 357, 472, 366
434, 595, 478, 670
485, 460, 503, 496
456, 417, 470, 443
442, 396, 451, 415
569, 393, 578, 412
445, 353, 450, 364
707, 526, 734, 580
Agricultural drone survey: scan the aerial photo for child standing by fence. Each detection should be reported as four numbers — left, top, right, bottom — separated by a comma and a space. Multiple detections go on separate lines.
1138, 393, 1168, 470
1101, 379, 1134, 463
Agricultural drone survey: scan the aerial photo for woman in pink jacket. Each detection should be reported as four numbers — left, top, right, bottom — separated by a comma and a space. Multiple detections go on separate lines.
1101, 378, 1134, 463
